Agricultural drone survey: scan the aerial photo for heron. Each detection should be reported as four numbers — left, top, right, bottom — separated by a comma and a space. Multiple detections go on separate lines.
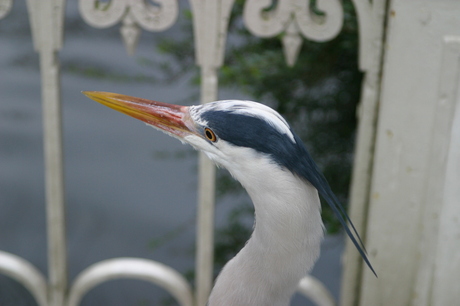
83, 91, 375, 305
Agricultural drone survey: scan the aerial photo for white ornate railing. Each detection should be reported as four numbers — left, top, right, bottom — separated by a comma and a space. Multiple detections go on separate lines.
0, 1, 378, 305
244, 0, 343, 66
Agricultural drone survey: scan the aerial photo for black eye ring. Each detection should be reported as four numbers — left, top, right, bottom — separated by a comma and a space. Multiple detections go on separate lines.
204, 128, 217, 142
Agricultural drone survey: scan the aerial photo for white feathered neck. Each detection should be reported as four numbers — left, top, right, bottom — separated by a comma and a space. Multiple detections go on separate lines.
208, 148, 324, 306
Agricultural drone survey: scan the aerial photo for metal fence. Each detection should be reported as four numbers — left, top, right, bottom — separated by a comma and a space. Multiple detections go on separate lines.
0, 1, 382, 305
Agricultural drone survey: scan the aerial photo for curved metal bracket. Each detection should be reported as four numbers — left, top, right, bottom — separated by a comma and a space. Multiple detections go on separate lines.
67, 257, 194, 306
0, 0, 12, 19
0, 251, 48, 306
297, 275, 336, 306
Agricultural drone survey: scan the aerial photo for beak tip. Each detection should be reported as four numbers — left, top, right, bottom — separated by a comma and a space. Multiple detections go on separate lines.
82, 91, 92, 100
82, 91, 97, 98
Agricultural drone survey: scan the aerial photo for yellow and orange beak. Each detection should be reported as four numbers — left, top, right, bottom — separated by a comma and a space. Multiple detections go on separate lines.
83, 91, 197, 139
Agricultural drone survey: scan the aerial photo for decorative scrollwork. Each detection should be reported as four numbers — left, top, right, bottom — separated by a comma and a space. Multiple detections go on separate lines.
0, 0, 12, 20
243, 0, 343, 66
79, 0, 126, 28
79, 0, 178, 54
130, 0, 177, 32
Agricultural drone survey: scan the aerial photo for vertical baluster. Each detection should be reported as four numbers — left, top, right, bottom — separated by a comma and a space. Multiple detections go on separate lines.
40, 48, 67, 306
27, 0, 67, 305
341, 1, 387, 305
195, 67, 217, 306
189, 1, 235, 304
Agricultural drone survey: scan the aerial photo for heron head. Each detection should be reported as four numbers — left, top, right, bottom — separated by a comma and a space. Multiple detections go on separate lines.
83, 91, 376, 276
82, 91, 300, 177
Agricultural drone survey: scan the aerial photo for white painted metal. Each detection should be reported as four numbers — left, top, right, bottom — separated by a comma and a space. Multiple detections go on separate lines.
27, 1, 68, 305
357, 1, 460, 305
67, 258, 193, 306
0, 0, 12, 19
297, 276, 336, 306
243, 0, 343, 66
415, 35, 460, 305
189, 1, 235, 303
340, 1, 388, 305
413, 36, 460, 306
0, 251, 48, 306
79, 0, 126, 28
282, 22, 304, 67
79, 0, 178, 54
430, 56, 460, 304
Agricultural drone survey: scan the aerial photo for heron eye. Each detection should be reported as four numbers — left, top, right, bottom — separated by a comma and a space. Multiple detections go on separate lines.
204, 128, 217, 142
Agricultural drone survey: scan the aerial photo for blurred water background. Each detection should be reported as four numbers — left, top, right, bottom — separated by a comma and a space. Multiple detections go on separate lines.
0, 1, 344, 305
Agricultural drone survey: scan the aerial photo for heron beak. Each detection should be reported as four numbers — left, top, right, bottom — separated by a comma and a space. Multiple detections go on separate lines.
83, 91, 196, 139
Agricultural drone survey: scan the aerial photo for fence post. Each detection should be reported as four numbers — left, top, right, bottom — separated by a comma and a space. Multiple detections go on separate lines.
27, 0, 68, 305
341, 1, 388, 305
189, 1, 235, 304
